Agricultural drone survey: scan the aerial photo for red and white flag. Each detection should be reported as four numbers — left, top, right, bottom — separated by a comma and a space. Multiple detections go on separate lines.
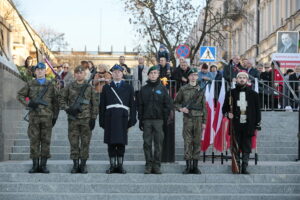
213, 78, 226, 152
201, 80, 215, 152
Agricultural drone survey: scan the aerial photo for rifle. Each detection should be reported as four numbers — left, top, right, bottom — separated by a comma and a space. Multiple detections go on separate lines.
228, 61, 240, 173
67, 71, 96, 120
229, 95, 240, 173
183, 80, 211, 111
24, 82, 51, 122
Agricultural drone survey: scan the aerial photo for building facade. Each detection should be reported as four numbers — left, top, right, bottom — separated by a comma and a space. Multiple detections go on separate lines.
53, 50, 150, 70
0, 0, 56, 70
187, 0, 300, 66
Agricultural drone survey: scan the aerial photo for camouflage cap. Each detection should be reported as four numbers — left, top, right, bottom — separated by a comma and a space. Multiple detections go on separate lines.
147, 66, 159, 75
187, 68, 198, 76
74, 65, 85, 73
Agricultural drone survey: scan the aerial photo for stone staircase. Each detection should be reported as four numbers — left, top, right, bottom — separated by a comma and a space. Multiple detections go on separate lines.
0, 111, 299, 200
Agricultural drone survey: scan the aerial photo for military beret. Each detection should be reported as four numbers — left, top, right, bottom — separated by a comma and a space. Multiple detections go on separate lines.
34, 62, 46, 70
237, 71, 249, 79
111, 64, 124, 72
74, 65, 85, 73
147, 66, 159, 75
187, 68, 198, 76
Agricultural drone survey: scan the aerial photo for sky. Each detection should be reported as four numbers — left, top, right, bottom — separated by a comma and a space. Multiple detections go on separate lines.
17, 0, 136, 52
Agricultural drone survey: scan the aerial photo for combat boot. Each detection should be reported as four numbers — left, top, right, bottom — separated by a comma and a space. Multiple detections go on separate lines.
152, 167, 162, 174
241, 153, 250, 174
39, 157, 50, 173
29, 158, 39, 173
192, 160, 201, 174
71, 159, 79, 174
116, 156, 126, 174
80, 159, 88, 174
144, 164, 152, 174
182, 160, 192, 174
106, 157, 116, 174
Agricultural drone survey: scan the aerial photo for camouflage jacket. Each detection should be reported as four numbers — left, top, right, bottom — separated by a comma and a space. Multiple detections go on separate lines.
59, 81, 98, 119
17, 79, 60, 118
174, 83, 207, 123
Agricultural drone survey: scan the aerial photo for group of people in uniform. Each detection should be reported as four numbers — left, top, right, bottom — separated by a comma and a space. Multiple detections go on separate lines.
16, 57, 261, 175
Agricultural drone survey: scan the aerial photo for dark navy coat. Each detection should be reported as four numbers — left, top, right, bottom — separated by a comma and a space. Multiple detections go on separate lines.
99, 81, 137, 145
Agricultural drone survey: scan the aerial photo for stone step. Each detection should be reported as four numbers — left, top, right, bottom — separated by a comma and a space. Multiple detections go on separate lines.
11, 146, 297, 154
0, 193, 300, 200
10, 139, 298, 148
8, 153, 299, 161
0, 182, 300, 194
0, 161, 299, 174
1, 173, 300, 184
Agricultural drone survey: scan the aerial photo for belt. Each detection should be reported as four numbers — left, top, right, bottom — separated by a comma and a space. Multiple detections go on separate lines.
106, 104, 129, 111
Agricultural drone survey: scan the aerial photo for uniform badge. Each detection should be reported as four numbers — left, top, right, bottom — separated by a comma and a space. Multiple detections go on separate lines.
155, 90, 162, 94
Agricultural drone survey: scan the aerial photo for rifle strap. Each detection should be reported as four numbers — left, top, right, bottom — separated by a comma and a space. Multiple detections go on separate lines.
79, 83, 89, 98
36, 81, 51, 101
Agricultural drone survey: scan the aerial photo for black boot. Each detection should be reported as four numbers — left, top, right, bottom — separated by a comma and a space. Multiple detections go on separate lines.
80, 159, 88, 174
152, 166, 162, 174
144, 163, 152, 174
106, 157, 117, 174
182, 160, 192, 174
29, 158, 39, 173
241, 153, 250, 174
192, 160, 201, 174
116, 156, 126, 174
39, 157, 50, 173
71, 159, 79, 174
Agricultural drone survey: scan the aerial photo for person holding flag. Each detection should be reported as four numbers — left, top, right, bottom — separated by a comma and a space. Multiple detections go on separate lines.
222, 72, 261, 174
174, 68, 207, 174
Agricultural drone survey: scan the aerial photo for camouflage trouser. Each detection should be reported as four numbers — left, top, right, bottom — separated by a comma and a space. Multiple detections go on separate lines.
68, 118, 92, 159
182, 116, 202, 160
27, 116, 53, 159
143, 119, 164, 168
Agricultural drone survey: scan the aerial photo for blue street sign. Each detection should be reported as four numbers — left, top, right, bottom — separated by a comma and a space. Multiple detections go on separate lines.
176, 45, 190, 58
200, 46, 216, 62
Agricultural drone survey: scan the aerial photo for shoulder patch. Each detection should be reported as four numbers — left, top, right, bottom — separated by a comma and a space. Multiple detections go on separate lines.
155, 90, 162, 95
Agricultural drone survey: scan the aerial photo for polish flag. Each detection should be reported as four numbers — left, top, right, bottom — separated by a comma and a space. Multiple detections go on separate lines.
201, 80, 215, 151
213, 78, 226, 152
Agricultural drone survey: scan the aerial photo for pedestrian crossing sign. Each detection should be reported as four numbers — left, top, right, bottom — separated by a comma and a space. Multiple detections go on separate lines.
200, 46, 216, 62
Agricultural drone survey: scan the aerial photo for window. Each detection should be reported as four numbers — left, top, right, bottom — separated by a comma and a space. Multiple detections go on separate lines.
260, 6, 264, 40
268, 1, 272, 35
276, 0, 280, 28
285, 0, 289, 19
297, 0, 300, 10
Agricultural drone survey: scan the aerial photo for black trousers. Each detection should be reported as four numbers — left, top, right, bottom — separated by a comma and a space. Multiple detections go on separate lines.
233, 123, 252, 154
108, 144, 125, 157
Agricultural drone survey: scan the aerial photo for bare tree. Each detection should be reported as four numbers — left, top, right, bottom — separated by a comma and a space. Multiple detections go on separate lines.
123, 0, 248, 65
37, 26, 69, 51
188, 0, 249, 64
123, 0, 199, 66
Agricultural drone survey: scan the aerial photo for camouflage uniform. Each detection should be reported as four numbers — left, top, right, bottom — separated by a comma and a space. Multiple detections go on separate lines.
59, 81, 98, 160
17, 80, 59, 159
174, 83, 207, 160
